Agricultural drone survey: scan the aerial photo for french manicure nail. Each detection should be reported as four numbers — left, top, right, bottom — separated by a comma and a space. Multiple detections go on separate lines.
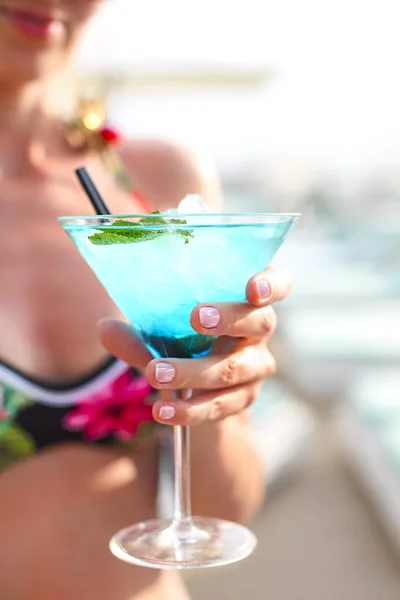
256, 278, 271, 301
155, 362, 176, 383
159, 405, 176, 420
199, 306, 220, 329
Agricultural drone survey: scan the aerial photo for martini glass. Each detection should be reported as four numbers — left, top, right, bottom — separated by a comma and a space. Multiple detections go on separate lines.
59, 212, 298, 569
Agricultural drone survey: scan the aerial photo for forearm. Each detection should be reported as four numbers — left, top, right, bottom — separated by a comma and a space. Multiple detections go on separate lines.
190, 415, 265, 523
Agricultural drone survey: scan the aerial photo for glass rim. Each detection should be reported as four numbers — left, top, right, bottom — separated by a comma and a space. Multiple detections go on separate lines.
59, 212, 300, 226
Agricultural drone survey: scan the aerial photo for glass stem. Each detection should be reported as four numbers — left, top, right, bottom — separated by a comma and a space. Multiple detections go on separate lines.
172, 391, 193, 529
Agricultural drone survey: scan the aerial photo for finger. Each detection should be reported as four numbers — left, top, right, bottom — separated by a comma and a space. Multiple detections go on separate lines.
153, 382, 262, 426
145, 344, 276, 390
98, 318, 152, 371
246, 266, 292, 307
191, 303, 277, 339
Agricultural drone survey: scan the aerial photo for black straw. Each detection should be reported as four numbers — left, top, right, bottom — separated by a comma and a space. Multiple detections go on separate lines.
75, 167, 110, 216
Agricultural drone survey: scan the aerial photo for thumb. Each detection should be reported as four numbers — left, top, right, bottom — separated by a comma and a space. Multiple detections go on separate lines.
98, 318, 152, 371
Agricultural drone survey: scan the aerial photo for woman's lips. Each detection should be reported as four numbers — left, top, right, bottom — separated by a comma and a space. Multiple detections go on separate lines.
0, 5, 65, 40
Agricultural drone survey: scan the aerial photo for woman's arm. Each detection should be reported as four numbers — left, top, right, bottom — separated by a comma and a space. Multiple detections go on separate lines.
190, 416, 264, 523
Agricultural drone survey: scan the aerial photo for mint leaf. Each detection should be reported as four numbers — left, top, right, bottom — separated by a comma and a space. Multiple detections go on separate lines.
88, 212, 194, 246
89, 229, 161, 245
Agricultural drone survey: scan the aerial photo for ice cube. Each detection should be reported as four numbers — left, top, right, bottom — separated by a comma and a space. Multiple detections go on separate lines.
178, 194, 210, 214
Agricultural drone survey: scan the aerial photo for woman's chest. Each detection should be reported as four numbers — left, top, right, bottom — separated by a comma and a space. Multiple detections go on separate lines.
0, 169, 139, 378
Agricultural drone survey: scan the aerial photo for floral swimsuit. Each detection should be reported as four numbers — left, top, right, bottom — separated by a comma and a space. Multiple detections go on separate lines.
0, 358, 157, 469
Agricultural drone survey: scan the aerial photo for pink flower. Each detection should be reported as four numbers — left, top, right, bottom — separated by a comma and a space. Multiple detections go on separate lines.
63, 371, 154, 442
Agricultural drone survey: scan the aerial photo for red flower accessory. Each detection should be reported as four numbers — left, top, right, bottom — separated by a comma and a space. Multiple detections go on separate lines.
99, 126, 122, 146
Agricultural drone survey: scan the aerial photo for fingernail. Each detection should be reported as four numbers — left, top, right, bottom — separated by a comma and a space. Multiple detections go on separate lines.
159, 405, 176, 420
199, 306, 220, 329
155, 362, 176, 383
256, 278, 271, 301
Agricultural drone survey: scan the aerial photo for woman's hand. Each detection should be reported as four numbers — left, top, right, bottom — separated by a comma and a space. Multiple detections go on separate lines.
98, 267, 291, 426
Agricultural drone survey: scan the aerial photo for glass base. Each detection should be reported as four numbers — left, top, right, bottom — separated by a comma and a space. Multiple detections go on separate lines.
109, 517, 257, 570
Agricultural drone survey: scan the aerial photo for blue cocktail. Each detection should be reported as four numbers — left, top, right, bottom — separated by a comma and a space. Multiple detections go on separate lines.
60, 212, 298, 569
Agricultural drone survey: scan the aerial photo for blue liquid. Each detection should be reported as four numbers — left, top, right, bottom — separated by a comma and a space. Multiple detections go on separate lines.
65, 220, 295, 359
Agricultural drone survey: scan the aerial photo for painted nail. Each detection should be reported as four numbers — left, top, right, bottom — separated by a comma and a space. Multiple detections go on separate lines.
199, 306, 220, 329
155, 362, 176, 383
159, 405, 176, 420
256, 278, 271, 301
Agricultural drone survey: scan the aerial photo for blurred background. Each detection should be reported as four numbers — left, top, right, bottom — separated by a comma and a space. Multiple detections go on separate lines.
70, 0, 400, 597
